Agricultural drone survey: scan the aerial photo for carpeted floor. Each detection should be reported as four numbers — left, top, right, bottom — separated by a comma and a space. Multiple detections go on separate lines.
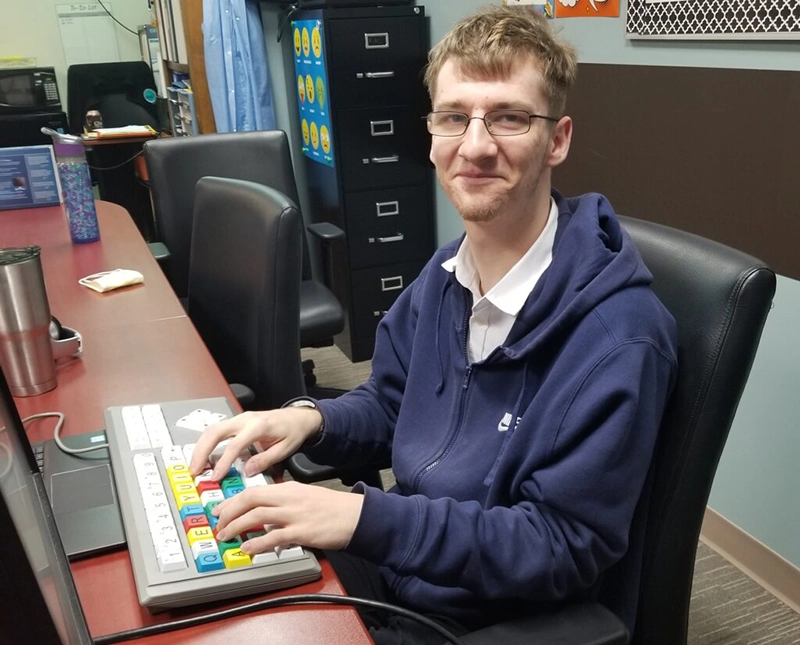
690, 542, 800, 644
301, 345, 800, 644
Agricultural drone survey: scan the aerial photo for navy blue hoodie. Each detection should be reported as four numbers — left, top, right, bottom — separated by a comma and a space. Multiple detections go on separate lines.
307, 191, 677, 631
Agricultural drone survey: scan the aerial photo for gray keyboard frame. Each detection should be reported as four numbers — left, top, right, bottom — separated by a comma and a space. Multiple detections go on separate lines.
104, 397, 321, 611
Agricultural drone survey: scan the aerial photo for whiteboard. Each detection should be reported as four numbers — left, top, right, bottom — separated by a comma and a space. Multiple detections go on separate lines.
57, 3, 121, 66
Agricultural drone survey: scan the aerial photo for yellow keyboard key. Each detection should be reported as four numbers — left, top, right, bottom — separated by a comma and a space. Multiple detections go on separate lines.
222, 549, 252, 568
176, 492, 202, 509
171, 481, 197, 497
167, 463, 191, 478
186, 526, 216, 546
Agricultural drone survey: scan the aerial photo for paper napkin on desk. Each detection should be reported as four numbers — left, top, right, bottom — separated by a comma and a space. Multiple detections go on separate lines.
79, 269, 144, 293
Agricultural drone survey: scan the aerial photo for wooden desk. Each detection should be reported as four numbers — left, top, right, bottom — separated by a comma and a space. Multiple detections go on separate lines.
0, 201, 184, 333
1, 202, 371, 645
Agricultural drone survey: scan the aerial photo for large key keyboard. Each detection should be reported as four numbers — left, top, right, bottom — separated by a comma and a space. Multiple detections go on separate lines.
104, 397, 321, 610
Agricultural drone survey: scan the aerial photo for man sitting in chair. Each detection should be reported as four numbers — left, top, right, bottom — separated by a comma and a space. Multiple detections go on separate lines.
190, 6, 678, 643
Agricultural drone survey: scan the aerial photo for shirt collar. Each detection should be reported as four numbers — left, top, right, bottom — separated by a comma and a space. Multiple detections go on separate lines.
442, 198, 558, 316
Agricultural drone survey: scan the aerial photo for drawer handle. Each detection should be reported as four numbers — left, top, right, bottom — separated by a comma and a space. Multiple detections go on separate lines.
381, 276, 404, 292
376, 200, 400, 217
356, 71, 396, 79
373, 310, 389, 318
370, 120, 394, 137
368, 233, 404, 244
363, 155, 399, 164
364, 32, 390, 49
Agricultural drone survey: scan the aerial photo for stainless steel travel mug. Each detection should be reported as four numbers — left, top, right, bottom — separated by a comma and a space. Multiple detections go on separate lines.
0, 246, 57, 396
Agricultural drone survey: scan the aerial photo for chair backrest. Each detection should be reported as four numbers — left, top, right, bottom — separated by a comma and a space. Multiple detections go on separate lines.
144, 130, 312, 300
66, 62, 159, 134
188, 177, 306, 410
617, 216, 776, 645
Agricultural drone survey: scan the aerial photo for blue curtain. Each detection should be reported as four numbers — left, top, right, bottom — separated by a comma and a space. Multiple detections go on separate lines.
202, 0, 276, 132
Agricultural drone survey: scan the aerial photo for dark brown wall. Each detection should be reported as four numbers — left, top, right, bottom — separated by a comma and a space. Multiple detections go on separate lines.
553, 63, 800, 280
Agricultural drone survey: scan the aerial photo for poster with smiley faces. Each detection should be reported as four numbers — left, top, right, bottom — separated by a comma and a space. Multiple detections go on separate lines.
291, 18, 334, 167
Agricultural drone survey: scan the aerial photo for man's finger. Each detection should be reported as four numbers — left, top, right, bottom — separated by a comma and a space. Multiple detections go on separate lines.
190, 417, 236, 474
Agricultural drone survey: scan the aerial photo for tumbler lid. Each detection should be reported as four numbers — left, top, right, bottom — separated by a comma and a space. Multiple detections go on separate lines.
0, 245, 41, 266
40, 127, 84, 155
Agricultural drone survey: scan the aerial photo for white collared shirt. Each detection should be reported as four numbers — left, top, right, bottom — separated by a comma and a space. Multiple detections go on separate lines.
442, 198, 558, 363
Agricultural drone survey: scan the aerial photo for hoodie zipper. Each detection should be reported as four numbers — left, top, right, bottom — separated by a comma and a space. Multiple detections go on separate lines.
413, 304, 473, 491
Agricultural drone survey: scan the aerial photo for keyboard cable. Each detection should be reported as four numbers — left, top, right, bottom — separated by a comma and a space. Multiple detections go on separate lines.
22, 412, 110, 454
92, 593, 466, 645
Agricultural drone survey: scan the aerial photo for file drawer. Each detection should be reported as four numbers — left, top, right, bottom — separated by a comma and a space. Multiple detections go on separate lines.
337, 106, 428, 191
327, 15, 425, 109
344, 185, 432, 269
349, 260, 427, 341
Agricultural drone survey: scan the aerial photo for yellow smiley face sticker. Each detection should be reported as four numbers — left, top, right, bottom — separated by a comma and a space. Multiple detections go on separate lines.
311, 26, 322, 58
316, 77, 325, 110
320, 125, 330, 154
302, 28, 310, 57
293, 27, 301, 57
301, 119, 310, 146
310, 122, 319, 149
297, 75, 305, 103
305, 75, 315, 104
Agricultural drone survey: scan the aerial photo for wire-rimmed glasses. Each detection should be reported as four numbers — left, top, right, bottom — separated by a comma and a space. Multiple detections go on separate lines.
425, 110, 559, 137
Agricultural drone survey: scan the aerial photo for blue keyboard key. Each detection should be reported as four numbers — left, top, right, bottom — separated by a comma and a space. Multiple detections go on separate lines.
195, 551, 225, 572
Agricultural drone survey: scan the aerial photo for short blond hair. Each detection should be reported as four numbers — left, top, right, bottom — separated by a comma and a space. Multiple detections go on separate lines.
424, 5, 578, 116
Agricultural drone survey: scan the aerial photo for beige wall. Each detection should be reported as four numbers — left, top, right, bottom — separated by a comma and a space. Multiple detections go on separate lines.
0, 1, 153, 105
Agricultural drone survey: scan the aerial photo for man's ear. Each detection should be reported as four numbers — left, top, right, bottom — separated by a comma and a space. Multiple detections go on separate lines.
547, 116, 572, 169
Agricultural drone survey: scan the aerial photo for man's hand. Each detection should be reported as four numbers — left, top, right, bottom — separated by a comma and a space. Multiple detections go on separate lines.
189, 407, 323, 480
213, 481, 364, 552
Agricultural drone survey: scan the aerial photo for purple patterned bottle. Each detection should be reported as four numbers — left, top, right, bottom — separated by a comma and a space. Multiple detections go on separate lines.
42, 128, 100, 244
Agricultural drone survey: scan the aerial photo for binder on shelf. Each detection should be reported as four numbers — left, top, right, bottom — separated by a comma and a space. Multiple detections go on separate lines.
154, 0, 173, 63
163, 0, 180, 64
170, 0, 189, 65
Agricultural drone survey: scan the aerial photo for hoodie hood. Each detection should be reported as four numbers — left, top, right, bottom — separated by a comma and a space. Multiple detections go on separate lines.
494, 190, 652, 361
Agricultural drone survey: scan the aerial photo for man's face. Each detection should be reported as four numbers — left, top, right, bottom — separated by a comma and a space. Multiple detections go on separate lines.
429, 58, 570, 224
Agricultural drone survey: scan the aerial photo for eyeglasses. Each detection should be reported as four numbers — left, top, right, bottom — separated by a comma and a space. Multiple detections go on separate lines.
425, 110, 560, 137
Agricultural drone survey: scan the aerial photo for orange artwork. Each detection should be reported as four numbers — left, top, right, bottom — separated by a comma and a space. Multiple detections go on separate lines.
555, 0, 620, 18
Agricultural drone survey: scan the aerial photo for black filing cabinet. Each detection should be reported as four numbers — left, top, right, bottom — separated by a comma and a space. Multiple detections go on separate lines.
290, 5, 434, 362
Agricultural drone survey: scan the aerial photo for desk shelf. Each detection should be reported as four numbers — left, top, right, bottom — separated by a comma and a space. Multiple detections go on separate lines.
167, 86, 198, 137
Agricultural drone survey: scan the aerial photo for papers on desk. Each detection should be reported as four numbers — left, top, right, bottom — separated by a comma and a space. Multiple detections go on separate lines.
82, 125, 157, 139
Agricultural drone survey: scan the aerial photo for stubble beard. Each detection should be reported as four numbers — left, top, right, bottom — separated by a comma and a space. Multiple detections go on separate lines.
446, 184, 506, 223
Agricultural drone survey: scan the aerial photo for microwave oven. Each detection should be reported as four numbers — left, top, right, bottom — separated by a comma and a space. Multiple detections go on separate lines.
0, 67, 62, 115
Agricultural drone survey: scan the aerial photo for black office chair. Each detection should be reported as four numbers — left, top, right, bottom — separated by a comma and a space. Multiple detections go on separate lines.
67, 61, 162, 241
66, 61, 160, 134
189, 176, 383, 489
144, 130, 344, 387
457, 216, 776, 644
187, 177, 306, 411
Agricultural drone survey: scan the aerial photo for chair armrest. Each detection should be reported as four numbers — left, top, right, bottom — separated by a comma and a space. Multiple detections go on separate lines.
460, 602, 629, 645
229, 383, 255, 409
307, 222, 345, 241
306, 223, 344, 290
285, 452, 387, 490
148, 241, 171, 264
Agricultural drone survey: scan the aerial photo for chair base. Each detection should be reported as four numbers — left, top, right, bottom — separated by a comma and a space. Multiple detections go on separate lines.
302, 359, 317, 388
